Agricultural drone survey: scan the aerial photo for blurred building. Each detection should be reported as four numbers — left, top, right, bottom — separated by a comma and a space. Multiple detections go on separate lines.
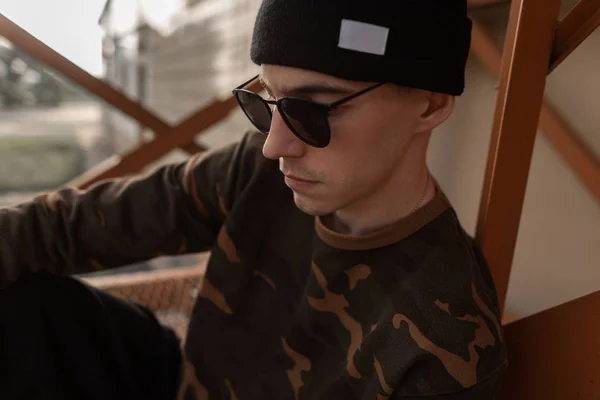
98, 0, 260, 160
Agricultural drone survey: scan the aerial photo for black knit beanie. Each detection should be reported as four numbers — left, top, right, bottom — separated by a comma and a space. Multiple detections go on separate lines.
250, 0, 472, 96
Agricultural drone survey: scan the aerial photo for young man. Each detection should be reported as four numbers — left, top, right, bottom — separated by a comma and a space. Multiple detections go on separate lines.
0, 0, 507, 399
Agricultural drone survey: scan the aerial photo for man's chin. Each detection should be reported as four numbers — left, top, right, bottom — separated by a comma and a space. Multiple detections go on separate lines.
292, 193, 334, 217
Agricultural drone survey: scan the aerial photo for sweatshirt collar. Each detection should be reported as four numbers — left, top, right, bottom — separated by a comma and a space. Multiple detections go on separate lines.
315, 180, 451, 251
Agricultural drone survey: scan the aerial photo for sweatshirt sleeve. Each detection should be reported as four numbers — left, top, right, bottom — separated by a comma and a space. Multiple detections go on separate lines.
0, 134, 258, 289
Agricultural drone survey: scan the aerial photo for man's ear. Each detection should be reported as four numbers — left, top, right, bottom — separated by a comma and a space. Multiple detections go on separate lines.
415, 92, 455, 133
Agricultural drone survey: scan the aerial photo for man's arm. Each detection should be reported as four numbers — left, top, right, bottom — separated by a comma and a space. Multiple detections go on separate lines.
0, 137, 250, 289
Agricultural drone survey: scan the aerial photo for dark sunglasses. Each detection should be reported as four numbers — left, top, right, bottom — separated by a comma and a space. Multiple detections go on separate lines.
232, 75, 385, 148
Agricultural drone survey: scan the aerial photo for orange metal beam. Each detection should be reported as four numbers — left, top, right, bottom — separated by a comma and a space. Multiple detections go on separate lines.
550, 0, 600, 72
497, 290, 600, 399
539, 103, 600, 204
0, 14, 205, 154
474, 0, 562, 312
72, 81, 262, 189
182, 141, 206, 155
471, 18, 600, 209
470, 19, 503, 77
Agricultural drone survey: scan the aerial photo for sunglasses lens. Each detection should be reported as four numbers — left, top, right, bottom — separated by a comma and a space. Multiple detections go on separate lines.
279, 99, 330, 147
235, 91, 272, 134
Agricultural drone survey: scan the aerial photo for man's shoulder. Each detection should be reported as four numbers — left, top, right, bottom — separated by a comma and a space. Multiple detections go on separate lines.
188, 130, 270, 174
381, 212, 507, 397
392, 209, 502, 334
175, 130, 284, 225
186, 130, 280, 195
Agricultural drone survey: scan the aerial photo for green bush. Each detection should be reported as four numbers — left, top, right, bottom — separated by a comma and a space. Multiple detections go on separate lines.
0, 133, 86, 192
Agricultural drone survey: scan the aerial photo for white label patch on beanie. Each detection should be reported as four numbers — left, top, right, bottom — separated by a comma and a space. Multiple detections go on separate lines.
338, 19, 389, 56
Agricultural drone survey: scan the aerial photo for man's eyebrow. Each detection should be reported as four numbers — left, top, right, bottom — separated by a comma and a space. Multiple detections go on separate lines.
259, 76, 353, 98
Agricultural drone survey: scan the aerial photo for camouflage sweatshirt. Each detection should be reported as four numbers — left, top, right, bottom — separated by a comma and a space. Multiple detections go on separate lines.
0, 131, 507, 399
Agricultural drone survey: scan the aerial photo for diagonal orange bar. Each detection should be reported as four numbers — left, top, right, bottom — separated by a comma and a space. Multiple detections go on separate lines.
0, 14, 205, 154
538, 102, 600, 204
551, 0, 600, 72
470, 17, 600, 208
72, 80, 263, 189
474, 0, 562, 311
470, 19, 503, 77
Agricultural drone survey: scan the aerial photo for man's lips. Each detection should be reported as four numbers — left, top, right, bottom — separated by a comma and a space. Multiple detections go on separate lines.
284, 174, 318, 183
284, 174, 319, 191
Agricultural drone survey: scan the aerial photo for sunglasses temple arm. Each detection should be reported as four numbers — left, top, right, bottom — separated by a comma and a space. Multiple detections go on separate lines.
236, 74, 261, 90
329, 82, 387, 109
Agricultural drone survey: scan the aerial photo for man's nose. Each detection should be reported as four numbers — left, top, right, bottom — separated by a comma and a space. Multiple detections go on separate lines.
262, 108, 306, 160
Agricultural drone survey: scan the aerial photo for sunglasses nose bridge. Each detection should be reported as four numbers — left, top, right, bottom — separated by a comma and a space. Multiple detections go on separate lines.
271, 106, 296, 138
262, 108, 307, 160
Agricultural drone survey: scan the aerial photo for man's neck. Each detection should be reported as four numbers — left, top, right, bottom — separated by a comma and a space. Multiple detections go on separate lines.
322, 148, 435, 236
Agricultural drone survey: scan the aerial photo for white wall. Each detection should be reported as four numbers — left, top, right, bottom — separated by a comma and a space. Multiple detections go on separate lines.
428, 3, 600, 320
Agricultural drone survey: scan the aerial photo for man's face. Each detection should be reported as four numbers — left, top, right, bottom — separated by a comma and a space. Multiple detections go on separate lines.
260, 64, 434, 216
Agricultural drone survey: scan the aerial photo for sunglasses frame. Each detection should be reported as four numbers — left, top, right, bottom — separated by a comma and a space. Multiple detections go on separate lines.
232, 75, 385, 148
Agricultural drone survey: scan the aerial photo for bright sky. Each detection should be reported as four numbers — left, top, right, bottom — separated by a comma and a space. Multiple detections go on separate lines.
0, 0, 186, 76
0, 0, 113, 76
